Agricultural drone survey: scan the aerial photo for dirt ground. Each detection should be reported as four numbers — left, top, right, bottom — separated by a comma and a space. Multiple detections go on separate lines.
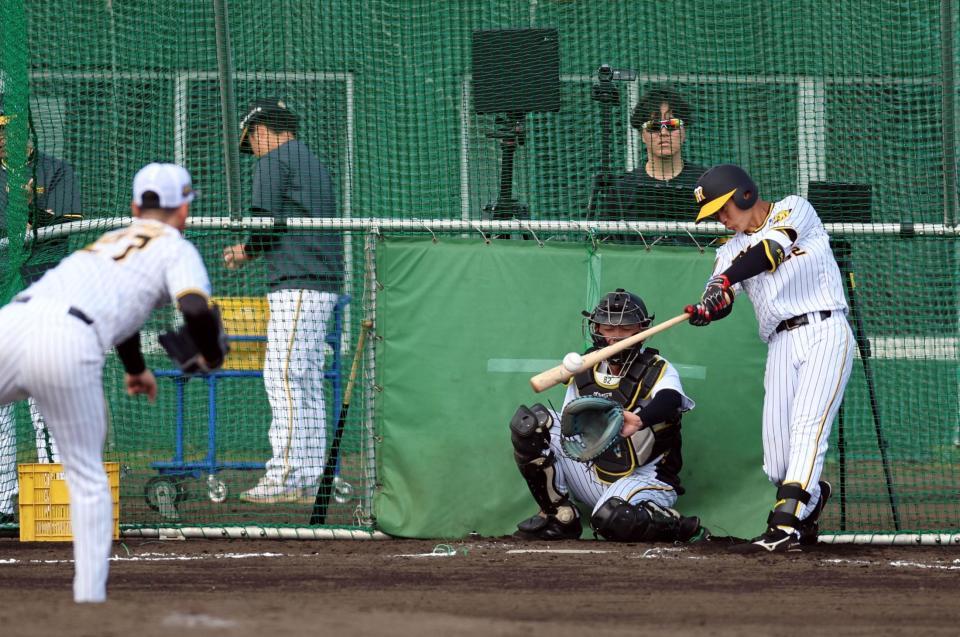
1, 536, 959, 637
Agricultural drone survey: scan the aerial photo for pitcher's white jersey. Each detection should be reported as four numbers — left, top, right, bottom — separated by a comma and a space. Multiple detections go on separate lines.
712, 195, 847, 342
23, 218, 211, 346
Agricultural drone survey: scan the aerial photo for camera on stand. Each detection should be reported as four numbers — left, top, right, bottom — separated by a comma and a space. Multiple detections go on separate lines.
587, 64, 636, 218
472, 28, 560, 234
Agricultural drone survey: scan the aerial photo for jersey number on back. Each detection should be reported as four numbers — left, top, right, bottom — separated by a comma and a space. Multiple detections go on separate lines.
84, 225, 164, 262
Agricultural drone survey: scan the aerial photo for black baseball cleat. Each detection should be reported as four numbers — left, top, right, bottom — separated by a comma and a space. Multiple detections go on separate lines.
515, 509, 583, 541
798, 480, 832, 546
677, 515, 706, 543
684, 521, 713, 544
728, 526, 802, 554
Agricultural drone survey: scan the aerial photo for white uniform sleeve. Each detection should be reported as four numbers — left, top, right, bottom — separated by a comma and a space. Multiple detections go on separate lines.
165, 239, 212, 303
561, 382, 579, 414
650, 360, 695, 412
758, 196, 817, 251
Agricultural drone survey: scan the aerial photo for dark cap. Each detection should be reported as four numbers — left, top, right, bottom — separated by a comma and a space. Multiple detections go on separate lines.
239, 98, 297, 154
693, 163, 758, 222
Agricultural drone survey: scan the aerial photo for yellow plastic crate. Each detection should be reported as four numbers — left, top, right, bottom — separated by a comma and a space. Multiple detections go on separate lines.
215, 296, 269, 371
17, 462, 120, 542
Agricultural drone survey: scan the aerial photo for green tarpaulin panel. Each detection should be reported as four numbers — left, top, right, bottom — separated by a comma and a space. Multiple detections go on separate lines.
375, 238, 774, 539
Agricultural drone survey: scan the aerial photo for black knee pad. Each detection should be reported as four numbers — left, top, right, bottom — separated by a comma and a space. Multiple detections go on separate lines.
591, 497, 656, 542
510, 403, 554, 464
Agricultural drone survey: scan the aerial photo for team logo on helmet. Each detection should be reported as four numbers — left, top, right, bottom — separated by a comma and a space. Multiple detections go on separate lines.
694, 186, 705, 203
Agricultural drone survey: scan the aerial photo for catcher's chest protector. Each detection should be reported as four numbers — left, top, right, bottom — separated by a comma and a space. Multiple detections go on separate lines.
573, 348, 664, 410
574, 349, 665, 483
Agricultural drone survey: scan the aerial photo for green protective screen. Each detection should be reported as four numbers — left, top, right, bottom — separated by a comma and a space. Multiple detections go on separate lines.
374, 238, 772, 539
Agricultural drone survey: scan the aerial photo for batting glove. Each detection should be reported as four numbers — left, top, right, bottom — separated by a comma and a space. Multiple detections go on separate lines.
701, 274, 732, 314
685, 304, 711, 327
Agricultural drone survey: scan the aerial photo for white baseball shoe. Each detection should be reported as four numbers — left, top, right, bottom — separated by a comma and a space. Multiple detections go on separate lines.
239, 478, 314, 504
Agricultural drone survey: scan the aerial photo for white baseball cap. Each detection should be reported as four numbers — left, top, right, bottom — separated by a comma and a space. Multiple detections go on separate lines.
132, 162, 197, 208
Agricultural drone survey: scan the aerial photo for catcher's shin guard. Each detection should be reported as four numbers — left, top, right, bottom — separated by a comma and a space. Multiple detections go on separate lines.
510, 404, 580, 539
591, 498, 702, 543
510, 404, 553, 465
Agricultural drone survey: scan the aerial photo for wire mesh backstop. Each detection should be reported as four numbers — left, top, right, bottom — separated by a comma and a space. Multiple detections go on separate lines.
0, 1, 957, 540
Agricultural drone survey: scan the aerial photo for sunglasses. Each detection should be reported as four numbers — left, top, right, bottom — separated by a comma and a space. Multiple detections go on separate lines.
641, 118, 684, 132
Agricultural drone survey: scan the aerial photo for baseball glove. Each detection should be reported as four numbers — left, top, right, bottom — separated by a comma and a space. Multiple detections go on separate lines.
560, 396, 624, 463
159, 306, 229, 375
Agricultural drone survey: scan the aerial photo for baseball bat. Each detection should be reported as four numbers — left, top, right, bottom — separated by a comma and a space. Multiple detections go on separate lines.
529, 312, 690, 393
310, 319, 373, 525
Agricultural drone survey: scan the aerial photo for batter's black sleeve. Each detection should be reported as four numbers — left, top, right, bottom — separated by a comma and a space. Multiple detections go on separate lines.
638, 388, 682, 426
722, 239, 787, 284
115, 332, 147, 375
178, 293, 227, 367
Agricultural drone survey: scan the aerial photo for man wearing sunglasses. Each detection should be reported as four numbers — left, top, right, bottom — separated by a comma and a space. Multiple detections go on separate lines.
603, 85, 705, 235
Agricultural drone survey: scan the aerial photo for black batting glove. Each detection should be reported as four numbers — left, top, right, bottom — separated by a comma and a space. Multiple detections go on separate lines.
685, 304, 711, 327
701, 274, 733, 315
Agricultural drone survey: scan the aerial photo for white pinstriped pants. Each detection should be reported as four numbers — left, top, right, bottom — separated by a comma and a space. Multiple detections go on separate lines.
546, 424, 679, 516
261, 289, 337, 488
762, 313, 854, 520
0, 399, 63, 515
0, 301, 112, 603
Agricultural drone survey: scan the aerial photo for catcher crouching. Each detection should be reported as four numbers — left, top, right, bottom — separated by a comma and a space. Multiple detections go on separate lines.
510, 289, 706, 543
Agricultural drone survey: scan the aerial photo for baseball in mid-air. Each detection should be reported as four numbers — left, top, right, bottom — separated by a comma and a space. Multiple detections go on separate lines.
562, 352, 583, 372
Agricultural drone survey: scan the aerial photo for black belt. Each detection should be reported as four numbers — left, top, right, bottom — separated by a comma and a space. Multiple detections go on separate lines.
775, 310, 831, 334
14, 296, 94, 326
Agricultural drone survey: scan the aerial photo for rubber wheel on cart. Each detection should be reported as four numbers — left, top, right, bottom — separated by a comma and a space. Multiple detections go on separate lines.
144, 476, 187, 511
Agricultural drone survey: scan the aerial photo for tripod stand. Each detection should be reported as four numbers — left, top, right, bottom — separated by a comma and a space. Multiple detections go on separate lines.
834, 239, 901, 531
586, 65, 620, 219
484, 112, 530, 221
483, 112, 529, 240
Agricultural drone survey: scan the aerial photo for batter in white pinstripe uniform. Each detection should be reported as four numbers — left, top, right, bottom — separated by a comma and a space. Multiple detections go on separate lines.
687, 164, 854, 553
0, 163, 224, 602
510, 289, 706, 543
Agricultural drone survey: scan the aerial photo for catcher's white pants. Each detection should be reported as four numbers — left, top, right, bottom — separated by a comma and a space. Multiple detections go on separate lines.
0, 301, 113, 603
261, 289, 338, 488
547, 426, 678, 515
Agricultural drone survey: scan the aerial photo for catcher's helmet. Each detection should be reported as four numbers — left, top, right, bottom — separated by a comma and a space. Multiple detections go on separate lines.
693, 163, 758, 222
583, 289, 653, 364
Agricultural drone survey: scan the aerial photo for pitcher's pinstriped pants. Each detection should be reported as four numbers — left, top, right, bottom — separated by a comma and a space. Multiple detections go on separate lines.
0, 301, 112, 603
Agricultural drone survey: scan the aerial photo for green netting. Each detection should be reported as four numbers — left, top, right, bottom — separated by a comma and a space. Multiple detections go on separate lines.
0, 1, 957, 537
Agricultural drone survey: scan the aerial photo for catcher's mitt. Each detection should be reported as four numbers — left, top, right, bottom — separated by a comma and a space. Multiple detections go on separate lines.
560, 396, 624, 463
159, 306, 229, 374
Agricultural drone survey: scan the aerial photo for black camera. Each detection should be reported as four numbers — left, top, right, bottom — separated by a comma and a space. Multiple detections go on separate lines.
597, 64, 637, 83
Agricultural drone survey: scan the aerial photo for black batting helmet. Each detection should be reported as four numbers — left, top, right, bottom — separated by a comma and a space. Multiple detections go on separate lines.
583, 289, 654, 365
693, 163, 758, 222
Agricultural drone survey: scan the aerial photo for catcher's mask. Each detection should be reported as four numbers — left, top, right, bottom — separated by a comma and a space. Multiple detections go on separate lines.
582, 289, 653, 366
